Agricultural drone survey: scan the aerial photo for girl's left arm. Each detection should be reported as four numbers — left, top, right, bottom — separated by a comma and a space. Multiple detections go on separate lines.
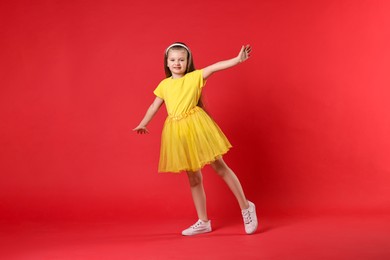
202, 45, 251, 80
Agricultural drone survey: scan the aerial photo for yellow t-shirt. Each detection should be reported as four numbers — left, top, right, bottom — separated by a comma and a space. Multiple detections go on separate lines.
153, 70, 205, 117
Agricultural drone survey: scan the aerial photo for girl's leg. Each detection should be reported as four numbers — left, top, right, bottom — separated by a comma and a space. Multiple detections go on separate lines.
211, 157, 258, 234
186, 170, 208, 221
210, 157, 249, 210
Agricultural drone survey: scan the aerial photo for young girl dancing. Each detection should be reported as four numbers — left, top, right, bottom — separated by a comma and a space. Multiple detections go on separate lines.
133, 42, 258, 236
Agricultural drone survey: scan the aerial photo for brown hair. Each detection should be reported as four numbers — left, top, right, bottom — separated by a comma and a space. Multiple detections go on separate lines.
164, 42, 205, 108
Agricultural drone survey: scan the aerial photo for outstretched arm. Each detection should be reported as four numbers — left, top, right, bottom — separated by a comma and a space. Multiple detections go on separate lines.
202, 45, 252, 80
133, 97, 164, 134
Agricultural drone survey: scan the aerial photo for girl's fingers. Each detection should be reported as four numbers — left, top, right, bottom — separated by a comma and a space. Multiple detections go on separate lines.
138, 128, 149, 134
132, 126, 149, 134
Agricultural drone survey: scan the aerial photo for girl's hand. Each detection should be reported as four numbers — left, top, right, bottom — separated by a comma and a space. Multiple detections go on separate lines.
237, 45, 252, 63
133, 126, 149, 134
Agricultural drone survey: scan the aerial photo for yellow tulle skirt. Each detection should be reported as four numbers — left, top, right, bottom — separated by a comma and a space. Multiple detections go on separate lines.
158, 106, 232, 173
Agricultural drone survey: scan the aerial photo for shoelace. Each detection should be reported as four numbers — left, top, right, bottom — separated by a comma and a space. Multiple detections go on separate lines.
192, 221, 202, 229
242, 210, 252, 224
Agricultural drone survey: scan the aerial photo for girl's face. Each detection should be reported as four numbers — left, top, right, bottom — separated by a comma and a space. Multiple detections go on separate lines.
167, 49, 188, 78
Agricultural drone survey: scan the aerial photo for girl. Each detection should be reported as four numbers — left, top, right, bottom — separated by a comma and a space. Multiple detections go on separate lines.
133, 42, 258, 236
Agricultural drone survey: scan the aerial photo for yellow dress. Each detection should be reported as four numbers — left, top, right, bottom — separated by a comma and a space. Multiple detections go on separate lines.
154, 69, 232, 173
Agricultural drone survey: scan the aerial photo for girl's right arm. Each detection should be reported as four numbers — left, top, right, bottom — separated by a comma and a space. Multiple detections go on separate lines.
133, 97, 164, 134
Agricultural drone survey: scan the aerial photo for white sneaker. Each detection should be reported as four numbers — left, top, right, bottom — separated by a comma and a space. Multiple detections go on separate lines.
241, 201, 258, 234
182, 219, 212, 236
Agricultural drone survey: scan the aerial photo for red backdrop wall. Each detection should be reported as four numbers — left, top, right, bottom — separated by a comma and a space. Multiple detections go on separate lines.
1, 0, 389, 222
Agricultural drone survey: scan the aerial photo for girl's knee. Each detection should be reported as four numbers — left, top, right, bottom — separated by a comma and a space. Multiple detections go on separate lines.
211, 160, 231, 177
187, 171, 203, 187
215, 167, 230, 177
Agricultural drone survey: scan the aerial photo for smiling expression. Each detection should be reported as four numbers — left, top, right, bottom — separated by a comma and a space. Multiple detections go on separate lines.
167, 49, 188, 78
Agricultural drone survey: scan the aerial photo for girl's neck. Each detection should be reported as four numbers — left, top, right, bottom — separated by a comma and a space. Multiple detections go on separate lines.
171, 72, 185, 79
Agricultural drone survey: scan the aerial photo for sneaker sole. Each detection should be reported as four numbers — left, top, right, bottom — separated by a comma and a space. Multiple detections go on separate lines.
182, 228, 212, 236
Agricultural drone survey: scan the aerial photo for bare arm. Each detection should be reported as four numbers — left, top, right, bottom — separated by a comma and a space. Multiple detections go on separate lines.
202, 45, 252, 80
133, 97, 164, 134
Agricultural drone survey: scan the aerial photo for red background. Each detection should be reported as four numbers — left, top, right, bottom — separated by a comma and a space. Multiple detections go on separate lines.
1, 0, 390, 223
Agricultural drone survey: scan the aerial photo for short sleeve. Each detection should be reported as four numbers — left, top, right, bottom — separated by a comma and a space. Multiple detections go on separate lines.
199, 69, 207, 88
153, 81, 164, 99
191, 70, 206, 88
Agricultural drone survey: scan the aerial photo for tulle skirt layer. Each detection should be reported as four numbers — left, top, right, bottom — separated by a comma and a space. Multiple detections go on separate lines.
158, 106, 232, 173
